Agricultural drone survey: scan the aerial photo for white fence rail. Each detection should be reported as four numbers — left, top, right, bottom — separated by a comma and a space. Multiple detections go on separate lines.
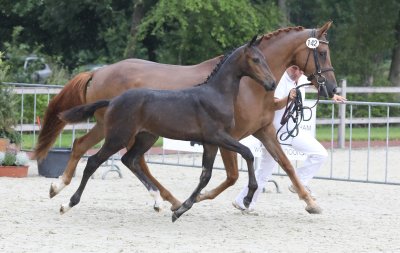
3, 81, 400, 185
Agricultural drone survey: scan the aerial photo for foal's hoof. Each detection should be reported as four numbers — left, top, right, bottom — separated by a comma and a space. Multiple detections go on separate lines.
59, 204, 71, 215
305, 205, 322, 214
172, 212, 180, 222
153, 203, 162, 212
243, 197, 251, 208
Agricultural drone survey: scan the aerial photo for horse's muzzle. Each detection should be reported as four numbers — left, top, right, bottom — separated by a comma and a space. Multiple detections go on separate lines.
264, 81, 276, 91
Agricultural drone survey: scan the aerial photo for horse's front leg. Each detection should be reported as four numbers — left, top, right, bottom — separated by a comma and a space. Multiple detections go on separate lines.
253, 126, 322, 214
196, 148, 239, 202
50, 123, 104, 198
172, 144, 218, 222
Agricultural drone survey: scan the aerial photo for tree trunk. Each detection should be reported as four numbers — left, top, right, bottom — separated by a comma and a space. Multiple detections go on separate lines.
278, 0, 289, 26
124, 0, 145, 58
389, 10, 400, 86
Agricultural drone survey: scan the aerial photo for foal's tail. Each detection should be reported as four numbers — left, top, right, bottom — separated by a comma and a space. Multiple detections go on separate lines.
59, 100, 110, 123
33, 72, 93, 161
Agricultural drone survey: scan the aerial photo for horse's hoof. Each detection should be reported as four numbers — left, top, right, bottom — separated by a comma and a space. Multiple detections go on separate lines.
305, 205, 322, 214
243, 198, 251, 208
49, 183, 57, 198
153, 204, 161, 212
172, 212, 180, 222
60, 204, 70, 215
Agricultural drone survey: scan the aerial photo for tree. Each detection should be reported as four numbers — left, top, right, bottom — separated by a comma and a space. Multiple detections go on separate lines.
389, 10, 400, 86
134, 0, 281, 64
287, 0, 399, 86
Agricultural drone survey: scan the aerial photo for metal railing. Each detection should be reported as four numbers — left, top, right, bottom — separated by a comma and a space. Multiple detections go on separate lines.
4, 82, 400, 185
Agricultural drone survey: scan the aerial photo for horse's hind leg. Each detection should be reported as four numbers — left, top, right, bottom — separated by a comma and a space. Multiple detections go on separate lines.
138, 156, 182, 211
172, 144, 218, 222
60, 142, 119, 214
121, 132, 163, 211
50, 123, 104, 198
196, 148, 239, 202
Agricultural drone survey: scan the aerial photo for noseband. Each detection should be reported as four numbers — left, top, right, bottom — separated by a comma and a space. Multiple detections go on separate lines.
302, 29, 334, 96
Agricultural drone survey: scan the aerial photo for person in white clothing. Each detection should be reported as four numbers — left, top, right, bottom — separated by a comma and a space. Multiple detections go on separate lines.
233, 65, 346, 211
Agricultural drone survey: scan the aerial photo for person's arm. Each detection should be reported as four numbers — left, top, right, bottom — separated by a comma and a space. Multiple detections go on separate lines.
274, 88, 296, 110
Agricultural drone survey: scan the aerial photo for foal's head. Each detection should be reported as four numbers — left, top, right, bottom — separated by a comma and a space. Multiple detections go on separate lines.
240, 35, 276, 91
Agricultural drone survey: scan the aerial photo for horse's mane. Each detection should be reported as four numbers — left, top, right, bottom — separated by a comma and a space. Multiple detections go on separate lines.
263, 26, 304, 41
195, 26, 304, 87
195, 49, 234, 87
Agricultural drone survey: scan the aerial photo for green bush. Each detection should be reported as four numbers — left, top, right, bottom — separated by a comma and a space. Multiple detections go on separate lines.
2, 152, 16, 166
0, 51, 21, 144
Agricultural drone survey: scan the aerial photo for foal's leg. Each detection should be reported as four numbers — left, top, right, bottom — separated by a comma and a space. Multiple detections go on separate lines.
59, 143, 119, 214
50, 123, 105, 198
213, 133, 257, 208
172, 144, 218, 222
120, 132, 163, 211
137, 156, 182, 211
196, 148, 239, 202
253, 125, 322, 214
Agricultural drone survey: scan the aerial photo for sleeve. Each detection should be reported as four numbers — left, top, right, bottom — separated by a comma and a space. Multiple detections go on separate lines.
274, 72, 290, 99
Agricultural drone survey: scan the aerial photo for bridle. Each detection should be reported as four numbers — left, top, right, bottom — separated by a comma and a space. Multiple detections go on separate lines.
302, 29, 335, 97
277, 29, 336, 143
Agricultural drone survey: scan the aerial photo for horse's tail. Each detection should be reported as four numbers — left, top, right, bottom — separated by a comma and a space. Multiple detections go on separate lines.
59, 100, 110, 123
33, 72, 93, 161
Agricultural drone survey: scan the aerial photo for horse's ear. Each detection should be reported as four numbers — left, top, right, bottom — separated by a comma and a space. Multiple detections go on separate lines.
255, 35, 264, 46
248, 35, 258, 47
317, 20, 333, 38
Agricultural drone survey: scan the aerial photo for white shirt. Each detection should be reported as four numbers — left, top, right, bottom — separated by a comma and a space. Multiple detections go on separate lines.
273, 72, 308, 130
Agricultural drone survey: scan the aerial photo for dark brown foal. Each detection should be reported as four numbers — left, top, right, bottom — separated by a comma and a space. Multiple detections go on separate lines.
58, 36, 276, 221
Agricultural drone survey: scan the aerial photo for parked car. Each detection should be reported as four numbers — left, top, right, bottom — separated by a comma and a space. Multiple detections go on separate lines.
1, 54, 52, 83
23, 56, 52, 82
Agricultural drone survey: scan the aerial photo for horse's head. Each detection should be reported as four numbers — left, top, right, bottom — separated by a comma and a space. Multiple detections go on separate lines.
296, 21, 337, 98
243, 35, 276, 91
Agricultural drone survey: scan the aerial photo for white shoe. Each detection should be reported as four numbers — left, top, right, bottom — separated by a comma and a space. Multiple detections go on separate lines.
232, 200, 255, 214
288, 185, 317, 200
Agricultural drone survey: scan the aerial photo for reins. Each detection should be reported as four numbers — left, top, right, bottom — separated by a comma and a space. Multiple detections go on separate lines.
276, 82, 321, 144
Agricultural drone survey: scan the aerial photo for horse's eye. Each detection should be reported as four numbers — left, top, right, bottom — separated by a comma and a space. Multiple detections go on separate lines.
319, 51, 327, 58
252, 58, 260, 63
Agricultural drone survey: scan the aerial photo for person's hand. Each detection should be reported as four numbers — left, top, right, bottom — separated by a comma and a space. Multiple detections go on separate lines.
331, 94, 347, 103
288, 88, 297, 101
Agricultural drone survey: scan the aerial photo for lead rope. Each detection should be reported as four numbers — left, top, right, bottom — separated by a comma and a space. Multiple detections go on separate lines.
276, 83, 321, 145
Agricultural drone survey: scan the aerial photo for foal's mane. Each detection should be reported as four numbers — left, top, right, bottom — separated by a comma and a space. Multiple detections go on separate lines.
195, 49, 234, 87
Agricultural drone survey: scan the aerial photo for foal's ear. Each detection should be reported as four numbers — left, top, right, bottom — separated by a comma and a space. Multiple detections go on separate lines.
317, 20, 333, 38
248, 35, 258, 47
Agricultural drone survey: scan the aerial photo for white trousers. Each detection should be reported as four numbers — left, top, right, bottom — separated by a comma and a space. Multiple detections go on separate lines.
235, 130, 328, 209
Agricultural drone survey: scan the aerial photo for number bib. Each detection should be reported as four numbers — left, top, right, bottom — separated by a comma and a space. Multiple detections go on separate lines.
306, 38, 319, 49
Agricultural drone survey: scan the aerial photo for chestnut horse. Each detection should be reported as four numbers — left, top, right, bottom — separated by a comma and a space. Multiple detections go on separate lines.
58, 37, 276, 221
35, 21, 336, 214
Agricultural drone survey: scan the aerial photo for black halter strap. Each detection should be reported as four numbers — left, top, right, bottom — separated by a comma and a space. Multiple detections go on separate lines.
302, 29, 334, 96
